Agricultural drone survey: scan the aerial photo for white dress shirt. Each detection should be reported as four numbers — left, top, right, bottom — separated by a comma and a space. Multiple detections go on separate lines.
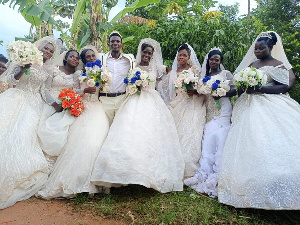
106, 52, 131, 93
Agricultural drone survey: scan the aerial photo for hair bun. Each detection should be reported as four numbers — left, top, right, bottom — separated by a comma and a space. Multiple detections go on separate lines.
177, 43, 190, 53
269, 32, 278, 45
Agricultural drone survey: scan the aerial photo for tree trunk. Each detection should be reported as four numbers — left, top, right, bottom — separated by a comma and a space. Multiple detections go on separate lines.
90, 0, 102, 51
247, 0, 250, 48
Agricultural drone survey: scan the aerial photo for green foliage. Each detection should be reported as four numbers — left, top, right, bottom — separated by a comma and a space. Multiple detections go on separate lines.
110, 0, 161, 23
0, 0, 56, 25
71, 185, 300, 224
113, 13, 252, 73
125, 0, 217, 19
218, 3, 239, 21
0, 40, 3, 46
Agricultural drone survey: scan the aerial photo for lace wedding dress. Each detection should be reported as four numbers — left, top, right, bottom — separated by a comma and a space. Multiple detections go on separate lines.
0, 65, 50, 209
38, 75, 109, 199
169, 65, 206, 178
91, 66, 185, 193
38, 67, 81, 171
218, 66, 300, 209
184, 70, 233, 197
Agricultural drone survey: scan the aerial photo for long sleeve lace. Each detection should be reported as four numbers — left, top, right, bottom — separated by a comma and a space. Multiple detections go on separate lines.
5, 63, 21, 86
73, 70, 84, 95
41, 74, 56, 105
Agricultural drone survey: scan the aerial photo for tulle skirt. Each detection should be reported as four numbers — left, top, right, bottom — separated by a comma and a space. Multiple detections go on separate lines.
169, 93, 206, 178
38, 99, 109, 199
0, 89, 48, 209
218, 93, 300, 209
91, 89, 185, 193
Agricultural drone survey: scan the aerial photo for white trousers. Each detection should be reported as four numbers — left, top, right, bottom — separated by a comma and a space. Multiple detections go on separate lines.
99, 94, 126, 125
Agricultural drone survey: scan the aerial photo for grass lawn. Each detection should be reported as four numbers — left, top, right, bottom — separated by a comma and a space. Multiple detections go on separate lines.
70, 185, 300, 224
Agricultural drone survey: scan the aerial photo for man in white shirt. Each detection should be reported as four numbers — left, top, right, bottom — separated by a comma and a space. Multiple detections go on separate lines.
99, 31, 134, 125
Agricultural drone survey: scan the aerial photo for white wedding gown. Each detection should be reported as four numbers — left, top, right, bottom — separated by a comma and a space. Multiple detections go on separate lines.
218, 66, 300, 209
169, 66, 206, 178
91, 66, 185, 193
38, 79, 109, 199
184, 70, 233, 197
0, 65, 49, 209
38, 67, 81, 171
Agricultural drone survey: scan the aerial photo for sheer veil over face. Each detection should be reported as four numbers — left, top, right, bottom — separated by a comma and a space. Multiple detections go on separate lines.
34, 36, 58, 65
135, 38, 164, 74
234, 31, 292, 74
168, 43, 201, 101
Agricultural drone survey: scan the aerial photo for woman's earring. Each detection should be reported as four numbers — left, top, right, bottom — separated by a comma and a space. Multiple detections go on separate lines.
187, 59, 191, 65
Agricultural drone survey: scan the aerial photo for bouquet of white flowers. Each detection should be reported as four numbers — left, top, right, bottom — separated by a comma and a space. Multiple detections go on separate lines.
174, 70, 199, 97
198, 76, 230, 108
124, 68, 154, 95
233, 67, 267, 91
79, 59, 110, 92
6, 40, 43, 75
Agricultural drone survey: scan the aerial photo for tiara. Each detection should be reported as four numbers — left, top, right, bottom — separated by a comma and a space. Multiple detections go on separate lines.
109, 30, 122, 38
258, 32, 272, 40
209, 47, 222, 53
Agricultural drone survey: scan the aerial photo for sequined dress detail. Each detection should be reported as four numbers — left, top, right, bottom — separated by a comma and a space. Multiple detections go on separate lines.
91, 65, 185, 193
0, 65, 49, 209
169, 65, 206, 178
218, 66, 300, 209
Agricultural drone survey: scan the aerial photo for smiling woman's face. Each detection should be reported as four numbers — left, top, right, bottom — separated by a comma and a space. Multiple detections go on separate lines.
141, 46, 154, 64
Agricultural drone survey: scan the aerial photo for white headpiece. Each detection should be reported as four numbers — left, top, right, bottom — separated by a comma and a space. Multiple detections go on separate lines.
135, 38, 164, 75
234, 31, 292, 74
34, 36, 58, 65
200, 47, 224, 78
168, 43, 201, 101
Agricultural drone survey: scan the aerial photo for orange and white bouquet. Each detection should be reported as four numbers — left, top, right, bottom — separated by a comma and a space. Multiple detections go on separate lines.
58, 89, 84, 117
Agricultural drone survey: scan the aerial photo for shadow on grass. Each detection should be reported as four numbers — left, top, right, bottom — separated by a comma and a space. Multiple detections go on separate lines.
70, 185, 300, 225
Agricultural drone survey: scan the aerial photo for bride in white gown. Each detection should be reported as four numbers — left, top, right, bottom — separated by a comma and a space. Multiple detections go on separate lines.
38, 50, 82, 171
38, 46, 109, 199
91, 38, 185, 193
184, 48, 234, 197
0, 37, 56, 209
218, 31, 300, 209
168, 44, 206, 178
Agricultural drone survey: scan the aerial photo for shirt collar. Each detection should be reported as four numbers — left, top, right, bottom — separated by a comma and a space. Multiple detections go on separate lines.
107, 51, 124, 59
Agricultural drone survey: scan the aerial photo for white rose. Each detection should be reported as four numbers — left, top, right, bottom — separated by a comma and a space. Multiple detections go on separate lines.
140, 72, 148, 80
87, 79, 95, 87
250, 70, 256, 76
142, 80, 149, 87
101, 73, 110, 82
248, 77, 258, 86
206, 79, 214, 86
198, 84, 211, 95
178, 74, 186, 81
220, 81, 230, 91
128, 84, 138, 95
184, 76, 192, 84
175, 79, 183, 88
216, 88, 227, 96
94, 65, 100, 71
135, 80, 142, 86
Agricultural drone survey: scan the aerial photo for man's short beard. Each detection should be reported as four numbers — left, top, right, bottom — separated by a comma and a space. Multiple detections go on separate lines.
111, 49, 120, 53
